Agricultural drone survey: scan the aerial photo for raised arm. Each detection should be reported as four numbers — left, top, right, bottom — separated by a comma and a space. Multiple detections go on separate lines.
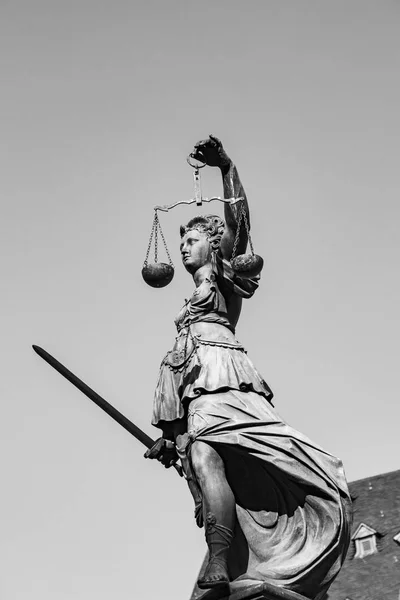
191, 135, 250, 260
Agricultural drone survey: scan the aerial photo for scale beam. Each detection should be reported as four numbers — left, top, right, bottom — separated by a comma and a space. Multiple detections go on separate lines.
154, 196, 243, 213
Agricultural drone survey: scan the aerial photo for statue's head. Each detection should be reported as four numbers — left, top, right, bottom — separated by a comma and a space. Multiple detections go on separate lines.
179, 215, 225, 274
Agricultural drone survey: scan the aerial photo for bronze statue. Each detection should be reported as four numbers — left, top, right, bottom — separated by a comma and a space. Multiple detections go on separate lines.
145, 136, 352, 600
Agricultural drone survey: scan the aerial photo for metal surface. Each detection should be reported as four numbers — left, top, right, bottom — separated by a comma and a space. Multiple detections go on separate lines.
143, 211, 174, 268
194, 581, 308, 600
154, 195, 243, 213
186, 153, 207, 169
32, 345, 182, 476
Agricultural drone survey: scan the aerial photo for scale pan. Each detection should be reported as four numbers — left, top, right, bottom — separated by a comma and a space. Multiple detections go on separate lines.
231, 254, 264, 279
142, 263, 174, 288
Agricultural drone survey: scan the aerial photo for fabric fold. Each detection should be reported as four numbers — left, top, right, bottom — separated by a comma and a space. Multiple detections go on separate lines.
187, 390, 352, 600
152, 337, 273, 425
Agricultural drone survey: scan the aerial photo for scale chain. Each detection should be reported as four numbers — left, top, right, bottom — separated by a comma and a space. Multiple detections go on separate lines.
143, 213, 157, 267
154, 213, 159, 263
143, 211, 174, 267
231, 204, 243, 260
231, 201, 254, 259
242, 208, 254, 254
157, 216, 174, 266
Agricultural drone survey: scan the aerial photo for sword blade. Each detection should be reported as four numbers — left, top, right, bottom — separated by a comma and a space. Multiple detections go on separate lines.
32, 344, 155, 448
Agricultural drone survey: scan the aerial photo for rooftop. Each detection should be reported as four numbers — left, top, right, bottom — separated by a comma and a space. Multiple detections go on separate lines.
326, 469, 400, 600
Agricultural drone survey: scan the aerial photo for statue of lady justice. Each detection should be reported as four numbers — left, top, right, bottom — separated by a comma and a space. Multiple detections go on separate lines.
145, 136, 352, 600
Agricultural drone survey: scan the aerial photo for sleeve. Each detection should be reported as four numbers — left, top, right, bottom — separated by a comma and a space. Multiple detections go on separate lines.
214, 255, 260, 299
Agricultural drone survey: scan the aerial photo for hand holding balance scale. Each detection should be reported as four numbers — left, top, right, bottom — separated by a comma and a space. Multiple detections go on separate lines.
141, 135, 264, 288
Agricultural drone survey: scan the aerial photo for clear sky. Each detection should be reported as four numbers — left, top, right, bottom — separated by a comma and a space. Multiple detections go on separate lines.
1, 1, 399, 599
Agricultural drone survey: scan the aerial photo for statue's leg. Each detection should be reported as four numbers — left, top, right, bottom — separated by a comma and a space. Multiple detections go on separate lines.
191, 440, 235, 590
191, 441, 235, 529
175, 432, 204, 527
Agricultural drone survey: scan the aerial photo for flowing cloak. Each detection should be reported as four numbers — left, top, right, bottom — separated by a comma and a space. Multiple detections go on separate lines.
151, 258, 352, 600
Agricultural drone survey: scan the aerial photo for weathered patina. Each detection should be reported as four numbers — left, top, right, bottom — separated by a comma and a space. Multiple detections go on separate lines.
146, 136, 352, 600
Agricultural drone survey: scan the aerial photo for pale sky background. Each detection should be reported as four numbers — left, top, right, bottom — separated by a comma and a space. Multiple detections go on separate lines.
1, 2, 399, 599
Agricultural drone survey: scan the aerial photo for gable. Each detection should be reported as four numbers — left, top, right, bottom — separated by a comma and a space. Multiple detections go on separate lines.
352, 522, 377, 540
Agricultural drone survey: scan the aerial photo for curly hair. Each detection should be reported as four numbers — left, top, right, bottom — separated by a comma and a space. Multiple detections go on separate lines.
179, 215, 225, 251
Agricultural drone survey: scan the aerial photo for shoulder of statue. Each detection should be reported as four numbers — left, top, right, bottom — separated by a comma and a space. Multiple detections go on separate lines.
214, 253, 260, 300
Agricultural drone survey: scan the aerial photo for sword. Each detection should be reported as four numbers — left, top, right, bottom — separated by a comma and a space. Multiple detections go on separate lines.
32, 345, 182, 477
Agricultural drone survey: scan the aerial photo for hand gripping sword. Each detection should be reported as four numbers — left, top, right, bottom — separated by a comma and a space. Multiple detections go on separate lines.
32, 345, 183, 477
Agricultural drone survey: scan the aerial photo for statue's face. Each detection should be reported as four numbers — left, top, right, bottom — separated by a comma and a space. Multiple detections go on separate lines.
180, 229, 211, 273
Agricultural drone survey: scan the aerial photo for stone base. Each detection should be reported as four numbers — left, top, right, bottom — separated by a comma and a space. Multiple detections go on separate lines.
193, 580, 309, 600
